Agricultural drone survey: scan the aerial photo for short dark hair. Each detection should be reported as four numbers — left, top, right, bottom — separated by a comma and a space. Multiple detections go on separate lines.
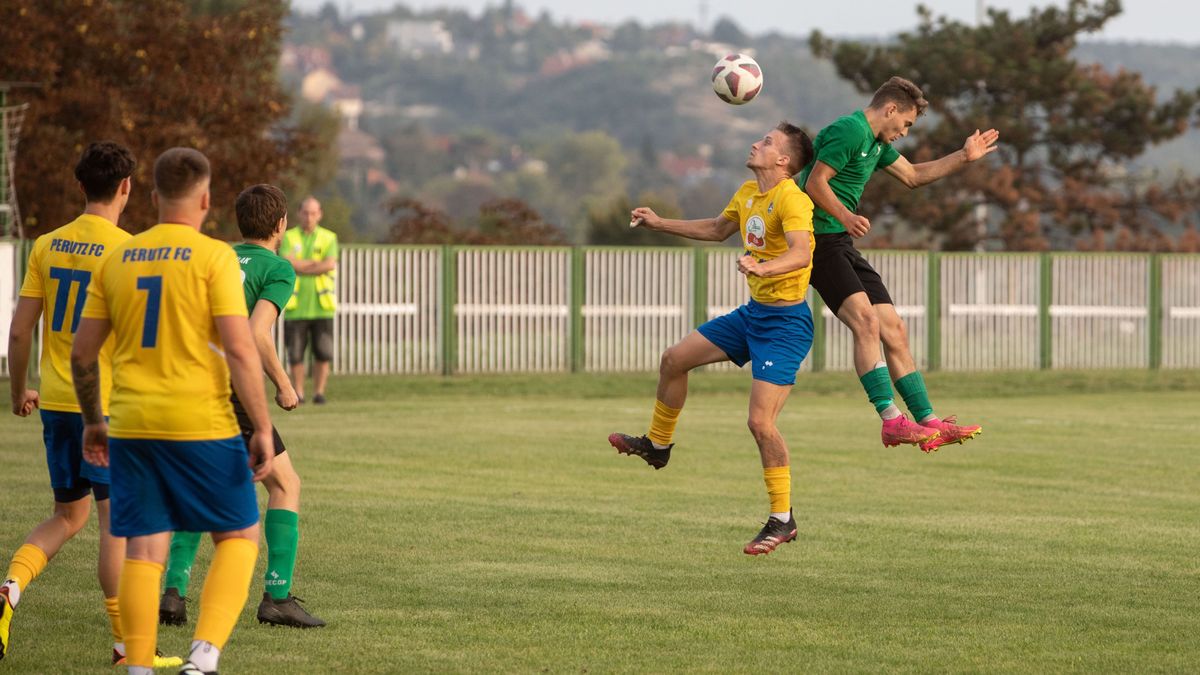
235, 184, 288, 240
869, 76, 928, 115
74, 142, 136, 203
153, 147, 211, 200
776, 121, 814, 176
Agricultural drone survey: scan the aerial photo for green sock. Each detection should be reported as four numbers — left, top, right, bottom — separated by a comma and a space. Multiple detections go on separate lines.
894, 371, 934, 421
264, 509, 300, 600
164, 531, 202, 596
858, 366, 895, 413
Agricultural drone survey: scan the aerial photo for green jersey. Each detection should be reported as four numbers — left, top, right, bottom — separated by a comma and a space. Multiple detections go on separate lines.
797, 110, 901, 234
234, 242, 296, 315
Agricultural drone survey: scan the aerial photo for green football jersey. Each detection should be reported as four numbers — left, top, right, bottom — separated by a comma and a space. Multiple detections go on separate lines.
796, 110, 901, 234
234, 242, 296, 314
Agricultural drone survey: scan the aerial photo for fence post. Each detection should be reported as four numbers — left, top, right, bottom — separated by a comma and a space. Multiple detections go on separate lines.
809, 289, 825, 372
441, 245, 457, 375
1039, 252, 1052, 370
1149, 253, 1162, 369
571, 247, 585, 372
927, 252, 941, 372
692, 248, 707, 327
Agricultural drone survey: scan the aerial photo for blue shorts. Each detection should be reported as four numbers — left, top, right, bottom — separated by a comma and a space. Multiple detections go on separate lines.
109, 436, 259, 537
696, 300, 814, 386
41, 410, 110, 503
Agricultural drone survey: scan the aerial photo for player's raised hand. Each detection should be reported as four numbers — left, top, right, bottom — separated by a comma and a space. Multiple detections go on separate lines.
845, 214, 872, 238
82, 421, 110, 467
963, 128, 1000, 162
247, 429, 274, 481
630, 206, 660, 229
11, 388, 39, 417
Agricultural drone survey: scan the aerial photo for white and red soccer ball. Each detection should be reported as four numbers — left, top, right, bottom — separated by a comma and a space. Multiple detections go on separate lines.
711, 54, 763, 105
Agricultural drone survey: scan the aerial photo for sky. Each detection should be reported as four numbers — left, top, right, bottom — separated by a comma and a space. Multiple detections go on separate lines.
292, 0, 1199, 44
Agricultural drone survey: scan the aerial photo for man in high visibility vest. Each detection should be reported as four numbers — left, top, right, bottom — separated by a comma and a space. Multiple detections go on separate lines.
281, 196, 338, 405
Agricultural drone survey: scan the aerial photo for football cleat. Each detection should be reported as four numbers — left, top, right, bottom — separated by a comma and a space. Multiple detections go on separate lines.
112, 648, 184, 668
178, 661, 216, 675
0, 585, 13, 661
881, 415, 940, 451
159, 587, 188, 626
257, 593, 325, 628
312, 393, 327, 405
744, 510, 798, 556
608, 433, 672, 469
920, 415, 982, 450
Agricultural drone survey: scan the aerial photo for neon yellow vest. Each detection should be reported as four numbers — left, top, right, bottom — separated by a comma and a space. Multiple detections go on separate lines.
283, 227, 338, 316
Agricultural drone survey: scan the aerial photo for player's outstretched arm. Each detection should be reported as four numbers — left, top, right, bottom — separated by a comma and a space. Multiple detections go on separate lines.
8, 297, 42, 416
71, 317, 112, 467
249, 300, 298, 410
805, 162, 872, 238
216, 315, 274, 480
631, 206, 739, 242
883, 128, 1000, 189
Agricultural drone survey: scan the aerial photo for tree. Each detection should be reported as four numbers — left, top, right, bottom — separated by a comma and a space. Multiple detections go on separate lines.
0, 0, 329, 239
810, 0, 1200, 251
385, 197, 564, 245
711, 17, 749, 47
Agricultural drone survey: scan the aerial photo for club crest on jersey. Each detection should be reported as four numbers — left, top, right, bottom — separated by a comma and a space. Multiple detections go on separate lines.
745, 215, 766, 249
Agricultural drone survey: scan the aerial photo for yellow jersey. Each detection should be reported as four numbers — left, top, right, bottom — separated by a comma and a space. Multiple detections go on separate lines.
81, 224, 247, 440
721, 179, 815, 303
19, 214, 130, 414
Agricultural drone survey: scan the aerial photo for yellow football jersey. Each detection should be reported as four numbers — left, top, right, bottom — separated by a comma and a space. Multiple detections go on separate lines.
19, 214, 130, 414
81, 224, 247, 440
721, 179, 815, 303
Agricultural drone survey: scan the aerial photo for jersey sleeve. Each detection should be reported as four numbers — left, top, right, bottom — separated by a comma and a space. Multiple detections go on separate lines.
721, 183, 749, 224
877, 143, 901, 170
324, 234, 339, 261
209, 246, 249, 317
80, 256, 111, 320
260, 261, 296, 313
780, 189, 815, 233
813, 119, 858, 173
18, 239, 45, 298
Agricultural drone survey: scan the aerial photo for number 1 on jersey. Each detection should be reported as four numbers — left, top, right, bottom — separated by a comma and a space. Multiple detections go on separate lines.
136, 275, 163, 348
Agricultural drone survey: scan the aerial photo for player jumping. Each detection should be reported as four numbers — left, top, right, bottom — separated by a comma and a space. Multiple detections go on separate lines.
799, 76, 998, 451
609, 122, 816, 556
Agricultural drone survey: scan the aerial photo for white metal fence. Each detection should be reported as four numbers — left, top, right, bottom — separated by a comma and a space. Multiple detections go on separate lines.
6, 243, 1200, 378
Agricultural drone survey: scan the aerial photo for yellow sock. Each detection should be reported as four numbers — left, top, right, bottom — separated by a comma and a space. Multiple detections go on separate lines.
6, 544, 49, 591
647, 400, 682, 447
104, 595, 123, 644
118, 559, 162, 668
194, 538, 258, 650
763, 466, 791, 515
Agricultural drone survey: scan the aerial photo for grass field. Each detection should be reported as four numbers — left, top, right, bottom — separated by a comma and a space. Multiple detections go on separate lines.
1, 370, 1198, 673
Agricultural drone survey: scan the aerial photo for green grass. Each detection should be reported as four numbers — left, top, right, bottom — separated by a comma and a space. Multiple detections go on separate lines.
1, 370, 1198, 673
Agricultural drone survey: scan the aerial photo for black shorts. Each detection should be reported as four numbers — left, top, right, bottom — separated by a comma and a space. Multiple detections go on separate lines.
230, 393, 287, 457
284, 318, 334, 364
810, 232, 894, 316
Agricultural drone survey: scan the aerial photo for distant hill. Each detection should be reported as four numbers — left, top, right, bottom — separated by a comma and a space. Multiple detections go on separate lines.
284, 7, 1200, 238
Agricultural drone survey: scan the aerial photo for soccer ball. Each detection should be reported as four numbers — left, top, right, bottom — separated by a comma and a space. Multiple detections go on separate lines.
711, 54, 763, 105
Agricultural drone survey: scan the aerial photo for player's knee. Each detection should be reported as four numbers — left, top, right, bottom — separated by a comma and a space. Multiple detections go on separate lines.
747, 415, 777, 443
659, 347, 684, 376
270, 467, 301, 499
879, 314, 908, 348
845, 307, 880, 339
